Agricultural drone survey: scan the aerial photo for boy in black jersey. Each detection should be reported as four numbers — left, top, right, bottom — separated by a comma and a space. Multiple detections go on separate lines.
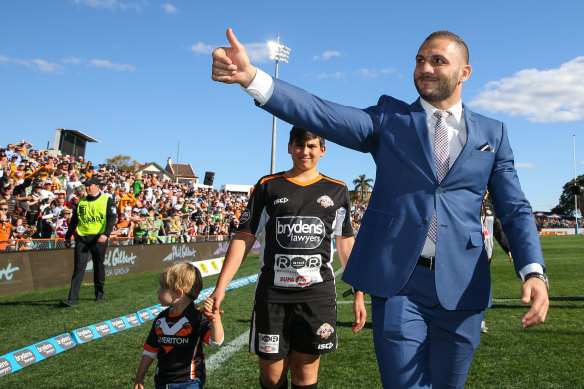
208, 127, 366, 389
134, 262, 224, 389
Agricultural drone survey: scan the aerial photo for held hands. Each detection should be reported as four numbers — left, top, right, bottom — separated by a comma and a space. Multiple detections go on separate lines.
211, 28, 257, 88
64, 239, 72, 249
203, 294, 225, 322
520, 277, 549, 328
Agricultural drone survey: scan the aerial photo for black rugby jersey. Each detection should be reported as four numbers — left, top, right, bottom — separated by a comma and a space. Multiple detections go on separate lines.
238, 172, 354, 302
143, 303, 212, 384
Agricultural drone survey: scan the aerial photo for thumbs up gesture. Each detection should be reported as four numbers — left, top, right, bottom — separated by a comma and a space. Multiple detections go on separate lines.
211, 28, 257, 88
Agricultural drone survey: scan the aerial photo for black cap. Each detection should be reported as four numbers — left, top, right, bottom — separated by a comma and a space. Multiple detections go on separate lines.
85, 177, 102, 186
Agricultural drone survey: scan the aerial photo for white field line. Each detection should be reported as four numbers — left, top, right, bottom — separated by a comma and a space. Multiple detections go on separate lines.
207, 331, 249, 373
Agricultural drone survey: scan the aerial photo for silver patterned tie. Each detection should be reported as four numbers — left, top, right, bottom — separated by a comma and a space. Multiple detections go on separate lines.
428, 110, 451, 243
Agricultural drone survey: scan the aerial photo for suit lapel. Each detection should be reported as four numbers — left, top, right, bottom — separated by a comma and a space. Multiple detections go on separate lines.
447, 104, 477, 179
409, 99, 436, 179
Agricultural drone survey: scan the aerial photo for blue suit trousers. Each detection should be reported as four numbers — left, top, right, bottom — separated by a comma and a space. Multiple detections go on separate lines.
371, 265, 485, 389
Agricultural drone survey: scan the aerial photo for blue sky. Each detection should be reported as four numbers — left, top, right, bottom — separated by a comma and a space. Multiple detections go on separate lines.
1, 0, 583, 211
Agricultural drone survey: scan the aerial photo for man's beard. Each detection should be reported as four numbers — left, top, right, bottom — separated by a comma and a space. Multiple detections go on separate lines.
414, 72, 459, 102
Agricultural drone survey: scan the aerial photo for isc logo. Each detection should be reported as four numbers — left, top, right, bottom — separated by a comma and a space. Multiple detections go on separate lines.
274, 197, 289, 205
317, 342, 334, 350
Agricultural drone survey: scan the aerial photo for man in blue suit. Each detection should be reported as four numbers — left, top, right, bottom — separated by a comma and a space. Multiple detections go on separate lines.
211, 29, 549, 388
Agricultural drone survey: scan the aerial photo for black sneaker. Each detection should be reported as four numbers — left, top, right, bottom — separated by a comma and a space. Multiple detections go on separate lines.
95, 296, 104, 302
59, 300, 78, 308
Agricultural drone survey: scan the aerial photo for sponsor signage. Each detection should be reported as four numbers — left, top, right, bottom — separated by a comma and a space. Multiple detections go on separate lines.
276, 217, 325, 249
0, 357, 12, 377
73, 327, 95, 344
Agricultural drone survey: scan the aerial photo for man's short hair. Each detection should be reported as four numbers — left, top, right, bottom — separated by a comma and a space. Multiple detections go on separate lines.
289, 126, 325, 148
424, 30, 469, 65
158, 262, 203, 300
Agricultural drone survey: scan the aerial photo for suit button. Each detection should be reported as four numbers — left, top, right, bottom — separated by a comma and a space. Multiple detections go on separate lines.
422, 218, 428, 225
436, 187, 443, 194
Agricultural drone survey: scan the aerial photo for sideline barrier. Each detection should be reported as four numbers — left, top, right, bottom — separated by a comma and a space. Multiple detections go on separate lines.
0, 272, 259, 378
0, 239, 262, 297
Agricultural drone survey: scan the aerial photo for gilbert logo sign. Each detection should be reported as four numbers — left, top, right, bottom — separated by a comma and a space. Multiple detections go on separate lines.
0, 262, 20, 283
163, 245, 197, 262
104, 248, 137, 267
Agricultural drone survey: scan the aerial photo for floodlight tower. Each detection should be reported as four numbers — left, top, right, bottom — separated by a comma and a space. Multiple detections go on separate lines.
268, 36, 291, 174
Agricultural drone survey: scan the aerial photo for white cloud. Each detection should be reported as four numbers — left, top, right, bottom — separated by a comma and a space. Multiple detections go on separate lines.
63, 57, 82, 65
317, 72, 344, 79
469, 57, 584, 123
89, 59, 136, 71
161, 3, 177, 14
356, 67, 396, 78
72, 0, 144, 11
31, 59, 64, 72
245, 42, 271, 63
0, 54, 62, 72
313, 50, 341, 61
189, 41, 275, 63
190, 42, 214, 55
581, 160, 584, 165
515, 162, 536, 168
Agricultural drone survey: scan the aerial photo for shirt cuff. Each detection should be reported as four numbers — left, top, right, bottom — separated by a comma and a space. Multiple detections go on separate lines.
208, 334, 224, 347
519, 263, 544, 281
242, 68, 274, 105
142, 349, 157, 359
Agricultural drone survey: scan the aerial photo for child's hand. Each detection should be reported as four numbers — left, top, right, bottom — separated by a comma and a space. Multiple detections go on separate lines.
133, 383, 144, 389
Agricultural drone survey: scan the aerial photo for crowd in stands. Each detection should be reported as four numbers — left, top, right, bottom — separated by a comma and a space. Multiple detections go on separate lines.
0, 139, 247, 251
535, 215, 583, 229
1, 139, 581, 252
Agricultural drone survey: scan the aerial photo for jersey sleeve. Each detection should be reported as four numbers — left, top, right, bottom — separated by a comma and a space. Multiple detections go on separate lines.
142, 317, 160, 356
237, 179, 268, 237
334, 187, 354, 237
197, 309, 214, 345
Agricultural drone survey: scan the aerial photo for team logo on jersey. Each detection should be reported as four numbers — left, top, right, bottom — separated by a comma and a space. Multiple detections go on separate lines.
274, 197, 289, 205
239, 208, 251, 224
316, 323, 335, 339
276, 216, 325, 249
258, 333, 279, 354
317, 195, 334, 208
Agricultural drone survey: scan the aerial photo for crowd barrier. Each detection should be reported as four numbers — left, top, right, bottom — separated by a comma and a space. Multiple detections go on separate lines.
0, 270, 259, 378
0, 235, 231, 253
0, 238, 261, 298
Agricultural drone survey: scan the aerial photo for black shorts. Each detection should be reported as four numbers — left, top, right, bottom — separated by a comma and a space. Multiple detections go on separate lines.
249, 299, 337, 360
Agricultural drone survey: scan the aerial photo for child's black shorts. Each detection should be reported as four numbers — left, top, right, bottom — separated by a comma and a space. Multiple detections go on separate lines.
249, 299, 338, 360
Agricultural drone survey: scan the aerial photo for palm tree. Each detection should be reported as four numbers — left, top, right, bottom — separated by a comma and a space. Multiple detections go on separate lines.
353, 174, 374, 202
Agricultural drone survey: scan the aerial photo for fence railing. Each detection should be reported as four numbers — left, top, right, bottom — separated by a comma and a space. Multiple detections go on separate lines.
0, 234, 232, 253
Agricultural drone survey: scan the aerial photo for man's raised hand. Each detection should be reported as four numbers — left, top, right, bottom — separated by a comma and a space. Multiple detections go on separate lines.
211, 28, 256, 88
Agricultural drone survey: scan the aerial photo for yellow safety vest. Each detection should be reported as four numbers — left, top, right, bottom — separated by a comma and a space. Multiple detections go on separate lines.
76, 194, 108, 236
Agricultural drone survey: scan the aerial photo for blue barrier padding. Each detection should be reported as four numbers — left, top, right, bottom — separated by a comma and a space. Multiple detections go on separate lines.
0, 274, 258, 376
0, 333, 76, 377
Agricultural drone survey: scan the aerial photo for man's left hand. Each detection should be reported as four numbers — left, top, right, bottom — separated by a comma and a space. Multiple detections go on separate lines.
97, 234, 108, 243
352, 291, 367, 333
520, 277, 549, 328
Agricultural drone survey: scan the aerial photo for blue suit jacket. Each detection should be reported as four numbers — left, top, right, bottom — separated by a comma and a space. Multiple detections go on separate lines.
260, 78, 545, 310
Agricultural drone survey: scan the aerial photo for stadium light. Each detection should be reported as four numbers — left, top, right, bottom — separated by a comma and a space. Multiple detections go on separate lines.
573, 135, 580, 234
268, 36, 291, 174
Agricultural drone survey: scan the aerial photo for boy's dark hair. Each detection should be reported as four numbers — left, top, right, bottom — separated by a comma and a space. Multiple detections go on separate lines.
289, 126, 325, 148
159, 262, 203, 300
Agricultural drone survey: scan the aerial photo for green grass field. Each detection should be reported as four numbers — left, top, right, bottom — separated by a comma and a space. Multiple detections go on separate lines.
0, 235, 582, 388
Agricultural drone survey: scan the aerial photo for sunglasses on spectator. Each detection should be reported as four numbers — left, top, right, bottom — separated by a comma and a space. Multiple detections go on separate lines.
0, 208, 8, 211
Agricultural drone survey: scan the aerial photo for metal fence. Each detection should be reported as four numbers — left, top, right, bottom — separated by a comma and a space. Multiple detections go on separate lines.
0, 234, 231, 253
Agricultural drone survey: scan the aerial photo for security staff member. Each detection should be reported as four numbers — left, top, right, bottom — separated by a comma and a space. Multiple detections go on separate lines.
60, 176, 116, 307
